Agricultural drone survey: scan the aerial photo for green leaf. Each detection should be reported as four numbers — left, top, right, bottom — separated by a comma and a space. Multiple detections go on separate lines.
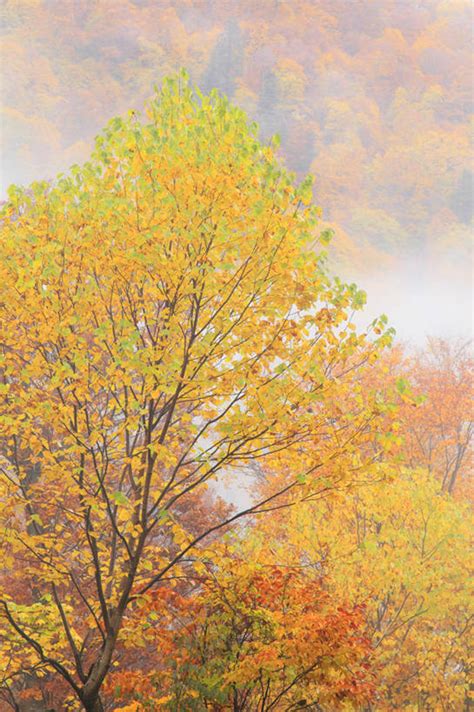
396, 378, 408, 394
111, 491, 130, 506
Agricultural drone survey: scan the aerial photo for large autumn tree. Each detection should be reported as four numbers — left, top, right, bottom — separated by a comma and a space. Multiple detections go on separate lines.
0, 74, 390, 711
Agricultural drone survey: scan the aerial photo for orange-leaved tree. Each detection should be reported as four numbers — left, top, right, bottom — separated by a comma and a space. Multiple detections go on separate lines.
0, 73, 391, 711
106, 545, 375, 711
397, 338, 473, 498
349, 338, 473, 499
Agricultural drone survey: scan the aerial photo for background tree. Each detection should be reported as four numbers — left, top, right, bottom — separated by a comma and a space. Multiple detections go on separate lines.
252, 467, 473, 710
397, 338, 473, 497
353, 339, 473, 499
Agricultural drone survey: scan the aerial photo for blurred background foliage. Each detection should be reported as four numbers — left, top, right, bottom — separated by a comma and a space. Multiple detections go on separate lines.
1, 0, 472, 285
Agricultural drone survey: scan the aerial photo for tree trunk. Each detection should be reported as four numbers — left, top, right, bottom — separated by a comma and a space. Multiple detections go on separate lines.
82, 696, 104, 712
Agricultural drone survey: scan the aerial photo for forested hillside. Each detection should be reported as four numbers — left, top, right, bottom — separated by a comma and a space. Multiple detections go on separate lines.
1, 0, 472, 277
